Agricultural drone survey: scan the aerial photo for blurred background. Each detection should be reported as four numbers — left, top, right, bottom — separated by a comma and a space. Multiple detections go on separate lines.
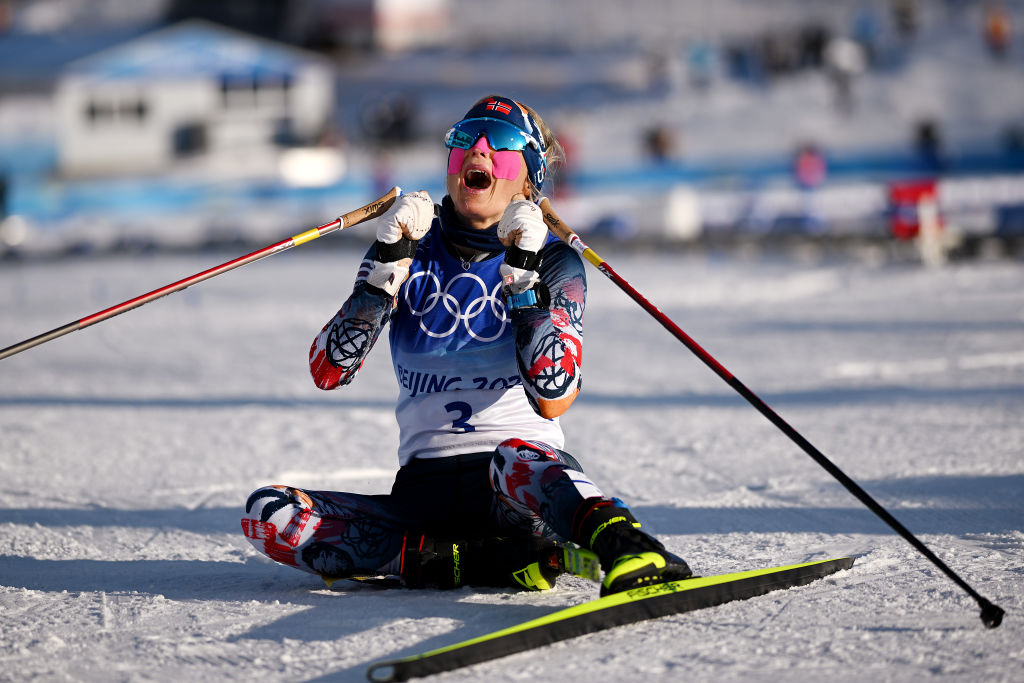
0, 0, 1022, 262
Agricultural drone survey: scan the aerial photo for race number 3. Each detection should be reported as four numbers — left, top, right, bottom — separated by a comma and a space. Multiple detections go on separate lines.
445, 401, 476, 433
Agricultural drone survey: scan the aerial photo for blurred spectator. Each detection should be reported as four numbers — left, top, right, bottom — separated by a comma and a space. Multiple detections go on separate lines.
852, 2, 883, 66
891, 0, 919, 41
915, 118, 946, 172
361, 93, 416, 146
726, 41, 765, 84
983, 2, 1013, 60
644, 125, 677, 163
1003, 124, 1024, 168
793, 143, 828, 233
647, 48, 682, 95
760, 32, 797, 78
824, 36, 867, 113
798, 23, 831, 69
888, 179, 940, 242
687, 40, 717, 90
794, 143, 828, 190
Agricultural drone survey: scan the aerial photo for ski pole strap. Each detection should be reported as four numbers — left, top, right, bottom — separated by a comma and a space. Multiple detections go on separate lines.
504, 244, 540, 270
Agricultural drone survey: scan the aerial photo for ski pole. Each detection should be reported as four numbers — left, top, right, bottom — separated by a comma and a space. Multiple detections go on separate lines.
539, 198, 1005, 630
0, 186, 401, 361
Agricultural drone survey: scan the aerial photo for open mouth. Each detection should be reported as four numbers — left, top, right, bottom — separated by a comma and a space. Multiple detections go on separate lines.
464, 168, 492, 190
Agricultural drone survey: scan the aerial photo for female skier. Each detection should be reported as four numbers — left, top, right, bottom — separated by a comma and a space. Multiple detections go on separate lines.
242, 95, 691, 595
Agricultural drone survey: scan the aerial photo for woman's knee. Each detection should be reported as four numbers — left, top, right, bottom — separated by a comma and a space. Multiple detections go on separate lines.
490, 439, 605, 533
490, 439, 566, 495
241, 485, 322, 573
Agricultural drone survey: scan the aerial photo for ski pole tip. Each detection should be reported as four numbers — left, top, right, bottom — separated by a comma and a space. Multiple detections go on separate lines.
979, 599, 1004, 629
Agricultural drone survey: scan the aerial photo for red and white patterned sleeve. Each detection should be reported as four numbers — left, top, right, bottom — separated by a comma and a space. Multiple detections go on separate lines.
510, 241, 586, 418
309, 249, 394, 390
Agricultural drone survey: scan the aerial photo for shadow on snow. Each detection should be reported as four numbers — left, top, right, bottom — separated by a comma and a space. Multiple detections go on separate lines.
0, 552, 569, 678
2, 384, 1022, 411
0, 394, 395, 410
0, 472, 1019, 538
1, 472, 1019, 678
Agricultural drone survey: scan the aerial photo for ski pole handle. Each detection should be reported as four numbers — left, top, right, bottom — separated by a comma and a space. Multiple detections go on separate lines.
0, 186, 401, 361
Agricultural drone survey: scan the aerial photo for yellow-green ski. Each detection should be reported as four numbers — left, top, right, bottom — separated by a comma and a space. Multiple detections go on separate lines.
367, 556, 855, 682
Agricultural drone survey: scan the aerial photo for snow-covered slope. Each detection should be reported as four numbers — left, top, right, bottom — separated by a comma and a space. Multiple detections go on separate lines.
1, 247, 1021, 680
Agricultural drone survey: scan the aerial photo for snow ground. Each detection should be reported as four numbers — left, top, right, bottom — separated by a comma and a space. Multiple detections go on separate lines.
1, 244, 1022, 682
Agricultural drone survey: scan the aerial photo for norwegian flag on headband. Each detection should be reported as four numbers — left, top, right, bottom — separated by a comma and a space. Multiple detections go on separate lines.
484, 98, 513, 115
462, 96, 539, 141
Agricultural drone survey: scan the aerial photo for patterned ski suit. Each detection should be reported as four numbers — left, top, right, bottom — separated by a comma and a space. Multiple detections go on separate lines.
242, 200, 611, 580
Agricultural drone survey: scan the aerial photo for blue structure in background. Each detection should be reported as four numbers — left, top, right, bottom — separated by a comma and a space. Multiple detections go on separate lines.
2, 6, 1024, 253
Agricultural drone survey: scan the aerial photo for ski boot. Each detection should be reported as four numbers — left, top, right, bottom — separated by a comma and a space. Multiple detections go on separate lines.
577, 502, 692, 596
399, 535, 600, 591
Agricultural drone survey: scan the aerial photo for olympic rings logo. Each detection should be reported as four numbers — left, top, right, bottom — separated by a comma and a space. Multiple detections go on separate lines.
404, 270, 508, 341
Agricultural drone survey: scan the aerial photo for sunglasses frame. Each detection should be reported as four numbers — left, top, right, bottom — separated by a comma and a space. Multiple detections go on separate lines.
444, 117, 542, 154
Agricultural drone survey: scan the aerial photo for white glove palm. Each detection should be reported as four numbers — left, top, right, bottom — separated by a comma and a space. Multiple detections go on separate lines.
367, 191, 434, 296
497, 199, 547, 295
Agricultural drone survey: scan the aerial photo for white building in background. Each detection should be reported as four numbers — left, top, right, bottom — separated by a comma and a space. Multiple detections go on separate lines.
55, 20, 336, 179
